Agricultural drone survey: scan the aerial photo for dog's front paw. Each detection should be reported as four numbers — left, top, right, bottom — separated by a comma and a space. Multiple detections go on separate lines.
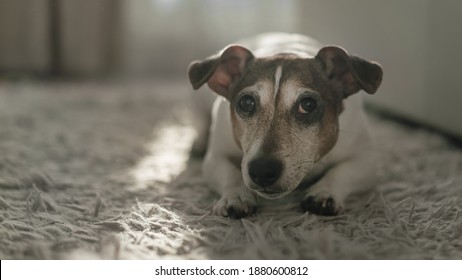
300, 192, 344, 216
213, 191, 257, 219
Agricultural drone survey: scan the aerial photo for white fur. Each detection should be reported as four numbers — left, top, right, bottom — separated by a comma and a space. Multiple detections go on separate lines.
273, 66, 282, 99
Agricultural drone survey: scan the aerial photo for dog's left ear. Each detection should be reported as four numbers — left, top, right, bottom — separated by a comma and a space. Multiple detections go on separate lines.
315, 46, 383, 97
188, 45, 254, 100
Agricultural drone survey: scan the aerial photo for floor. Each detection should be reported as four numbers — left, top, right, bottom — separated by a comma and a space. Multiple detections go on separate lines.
0, 80, 461, 259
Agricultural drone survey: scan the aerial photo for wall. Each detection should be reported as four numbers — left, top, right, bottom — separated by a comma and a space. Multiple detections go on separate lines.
297, 0, 462, 138
0, 0, 50, 73
118, 0, 300, 77
0, 0, 120, 76
58, 0, 120, 76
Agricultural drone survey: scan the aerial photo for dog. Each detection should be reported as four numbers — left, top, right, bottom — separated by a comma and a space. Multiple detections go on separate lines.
187, 33, 383, 218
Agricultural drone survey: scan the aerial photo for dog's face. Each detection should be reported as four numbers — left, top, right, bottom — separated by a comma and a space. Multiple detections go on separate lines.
188, 45, 382, 199
229, 57, 342, 198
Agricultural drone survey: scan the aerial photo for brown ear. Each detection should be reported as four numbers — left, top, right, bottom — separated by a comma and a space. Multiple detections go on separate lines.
315, 46, 383, 97
187, 45, 254, 99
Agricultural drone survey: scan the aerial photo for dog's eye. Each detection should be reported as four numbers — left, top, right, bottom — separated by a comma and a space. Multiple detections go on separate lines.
298, 97, 317, 114
237, 95, 256, 115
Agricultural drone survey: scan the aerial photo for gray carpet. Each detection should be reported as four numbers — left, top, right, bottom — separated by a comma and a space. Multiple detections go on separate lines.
0, 80, 461, 259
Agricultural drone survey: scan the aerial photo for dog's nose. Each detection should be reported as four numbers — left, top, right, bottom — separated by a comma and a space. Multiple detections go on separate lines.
248, 157, 283, 187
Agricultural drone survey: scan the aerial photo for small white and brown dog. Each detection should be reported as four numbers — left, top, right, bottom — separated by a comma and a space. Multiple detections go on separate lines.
187, 33, 383, 218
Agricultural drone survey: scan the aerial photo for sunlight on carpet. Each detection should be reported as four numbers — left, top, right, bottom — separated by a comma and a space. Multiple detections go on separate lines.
129, 123, 195, 191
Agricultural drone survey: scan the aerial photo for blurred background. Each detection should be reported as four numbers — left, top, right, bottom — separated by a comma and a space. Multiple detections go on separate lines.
0, 0, 461, 138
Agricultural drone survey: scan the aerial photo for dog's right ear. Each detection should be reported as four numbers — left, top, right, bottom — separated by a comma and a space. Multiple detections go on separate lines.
188, 45, 254, 100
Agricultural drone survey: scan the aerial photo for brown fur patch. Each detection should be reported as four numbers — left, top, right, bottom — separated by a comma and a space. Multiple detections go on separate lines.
229, 55, 344, 161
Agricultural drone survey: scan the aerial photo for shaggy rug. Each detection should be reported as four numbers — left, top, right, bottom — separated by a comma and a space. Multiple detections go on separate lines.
0, 80, 461, 259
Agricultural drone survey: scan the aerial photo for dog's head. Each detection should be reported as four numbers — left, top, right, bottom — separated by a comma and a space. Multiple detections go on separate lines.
188, 45, 382, 199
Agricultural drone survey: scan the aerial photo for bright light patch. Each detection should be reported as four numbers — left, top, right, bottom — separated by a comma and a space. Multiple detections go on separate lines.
130, 123, 195, 191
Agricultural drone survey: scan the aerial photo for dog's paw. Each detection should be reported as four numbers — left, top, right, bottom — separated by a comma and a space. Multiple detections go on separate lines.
300, 192, 344, 216
213, 191, 257, 219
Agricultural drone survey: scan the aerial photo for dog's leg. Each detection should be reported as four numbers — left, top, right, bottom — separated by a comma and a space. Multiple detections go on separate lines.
301, 153, 377, 216
201, 99, 258, 219
203, 155, 257, 219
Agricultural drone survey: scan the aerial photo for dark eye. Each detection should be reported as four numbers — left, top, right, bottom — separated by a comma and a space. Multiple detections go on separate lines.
298, 97, 317, 114
237, 95, 256, 115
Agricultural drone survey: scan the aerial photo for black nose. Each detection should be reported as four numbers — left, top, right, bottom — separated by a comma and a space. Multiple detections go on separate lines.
248, 157, 283, 187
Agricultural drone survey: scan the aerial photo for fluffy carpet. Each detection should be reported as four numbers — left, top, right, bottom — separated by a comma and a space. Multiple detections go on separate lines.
0, 80, 461, 259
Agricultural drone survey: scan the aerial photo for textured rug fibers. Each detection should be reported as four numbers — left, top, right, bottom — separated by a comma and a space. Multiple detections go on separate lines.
0, 80, 461, 259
